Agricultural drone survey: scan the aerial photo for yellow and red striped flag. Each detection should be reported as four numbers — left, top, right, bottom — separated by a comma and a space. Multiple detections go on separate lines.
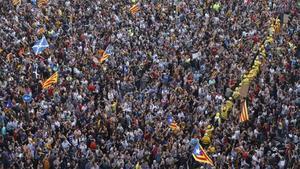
130, 4, 140, 15
192, 143, 214, 166
99, 52, 110, 64
99, 45, 113, 64
12, 0, 21, 6
38, 0, 48, 8
239, 100, 249, 122
42, 72, 58, 89
169, 122, 180, 131
167, 115, 180, 131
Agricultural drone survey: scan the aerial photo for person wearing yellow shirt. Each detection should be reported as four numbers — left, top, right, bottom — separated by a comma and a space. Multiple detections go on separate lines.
111, 101, 117, 113
201, 133, 211, 146
221, 105, 228, 120
207, 145, 216, 154
221, 99, 234, 119
225, 100, 233, 110
212, 2, 221, 12
265, 36, 274, 44
205, 125, 214, 138
135, 162, 142, 169
241, 78, 250, 86
214, 112, 221, 126
253, 60, 261, 67
232, 91, 240, 99
274, 17, 281, 33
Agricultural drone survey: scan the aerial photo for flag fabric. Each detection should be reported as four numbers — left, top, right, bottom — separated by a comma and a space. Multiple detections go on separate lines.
38, 0, 48, 8
6, 100, 13, 108
12, 0, 21, 6
42, 72, 58, 89
32, 35, 49, 55
239, 100, 249, 122
130, 4, 140, 15
167, 115, 180, 131
100, 45, 113, 63
192, 143, 214, 166
99, 54, 109, 64
98, 49, 105, 56
31, 0, 37, 5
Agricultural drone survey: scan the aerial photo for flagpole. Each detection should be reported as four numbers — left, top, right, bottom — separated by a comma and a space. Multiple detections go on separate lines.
186, 154, 191, 169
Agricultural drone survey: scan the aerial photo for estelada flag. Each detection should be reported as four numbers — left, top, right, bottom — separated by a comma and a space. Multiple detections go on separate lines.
99, 45, 113, 64
167, 115, 180, 131
192, 143, 214, 166
130, 4, 140, 15
42, 72, 58, 89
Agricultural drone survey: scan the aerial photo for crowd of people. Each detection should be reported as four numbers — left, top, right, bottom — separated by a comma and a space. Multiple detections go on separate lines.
0, 0, 299, 168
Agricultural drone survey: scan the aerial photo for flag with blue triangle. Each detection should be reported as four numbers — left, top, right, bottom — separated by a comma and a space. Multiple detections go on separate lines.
100, 45, 114, 63
167, 115, 180, 131
192, 143, 214, 166
6, 100, 13, 108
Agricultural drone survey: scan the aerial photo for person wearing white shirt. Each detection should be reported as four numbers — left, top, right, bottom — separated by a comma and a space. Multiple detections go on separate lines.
61, 138, 71, 150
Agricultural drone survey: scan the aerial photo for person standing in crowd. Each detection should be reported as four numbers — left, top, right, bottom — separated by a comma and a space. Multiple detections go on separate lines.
0, 0, 299, 168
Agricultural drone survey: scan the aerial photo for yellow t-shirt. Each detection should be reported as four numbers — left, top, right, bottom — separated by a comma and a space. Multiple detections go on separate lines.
201, 135, 211, 145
